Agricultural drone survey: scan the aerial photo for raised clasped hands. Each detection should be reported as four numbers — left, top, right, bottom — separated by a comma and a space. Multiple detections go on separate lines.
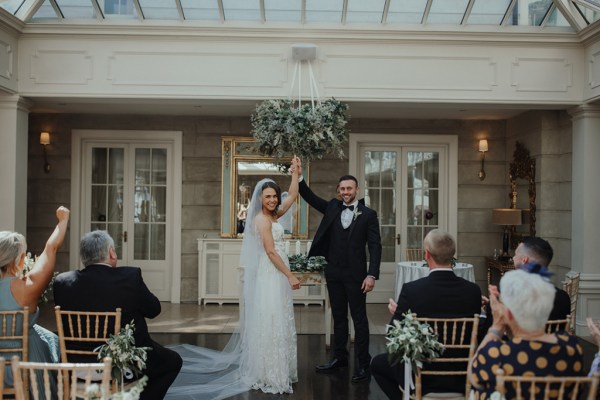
289, 155, 301, 176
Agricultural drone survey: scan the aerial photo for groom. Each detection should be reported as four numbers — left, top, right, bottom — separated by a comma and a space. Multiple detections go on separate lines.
298, 167, 382, 383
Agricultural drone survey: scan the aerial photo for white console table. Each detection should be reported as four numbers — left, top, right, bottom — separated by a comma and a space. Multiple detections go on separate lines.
198, 238, 325, 306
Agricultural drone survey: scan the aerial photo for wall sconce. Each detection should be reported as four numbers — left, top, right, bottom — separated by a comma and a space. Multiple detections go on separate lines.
40, 132, 51, 173
478, 139, 488, 181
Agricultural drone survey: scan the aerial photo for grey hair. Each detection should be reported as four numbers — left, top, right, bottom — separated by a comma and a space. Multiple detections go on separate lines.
499, 269, 556, 332
80, 230, 114, 266
0, 231, 27, 272
423, 229, 455, 265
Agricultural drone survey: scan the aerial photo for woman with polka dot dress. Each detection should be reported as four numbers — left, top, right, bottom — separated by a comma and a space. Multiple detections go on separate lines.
468, 267, 584, 399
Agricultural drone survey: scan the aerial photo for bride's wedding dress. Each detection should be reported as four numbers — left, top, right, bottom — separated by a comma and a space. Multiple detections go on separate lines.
165, 179, 297, 400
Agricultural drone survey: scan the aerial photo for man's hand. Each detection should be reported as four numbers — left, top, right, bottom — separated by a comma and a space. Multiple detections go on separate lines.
387, 298, 397, 315
361, 276, 375, 293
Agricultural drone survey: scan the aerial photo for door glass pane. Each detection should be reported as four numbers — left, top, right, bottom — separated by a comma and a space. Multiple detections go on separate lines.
91, 147, 124, 258
134, 148, 167, 260
364, 150, 397, 262
406, 151, 440, 252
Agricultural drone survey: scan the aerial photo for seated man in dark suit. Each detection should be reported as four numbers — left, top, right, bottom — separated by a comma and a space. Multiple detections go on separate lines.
371, 229, 482, 399
512, 236, 571, 319
480, 236, 571, 337
54, 230, 182, 400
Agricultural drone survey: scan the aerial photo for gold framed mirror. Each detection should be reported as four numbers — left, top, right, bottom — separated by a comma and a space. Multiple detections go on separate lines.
509, 141, 536, 241
221, 137, 309, 238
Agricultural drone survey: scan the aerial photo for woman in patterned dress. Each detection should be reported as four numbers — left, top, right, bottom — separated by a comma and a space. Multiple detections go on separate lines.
468, 267, 584, 399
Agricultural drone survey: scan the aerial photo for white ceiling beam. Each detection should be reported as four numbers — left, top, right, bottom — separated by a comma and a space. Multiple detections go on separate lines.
462, 0, 476, 25
133, 0, 144, 21
48, 0, 64, 19
301, 0, 306, 24
501, 0, 518, 26
91, 0, 105, 20
15, 0, 45, 22
175, 0, 184, 20
217, 0, 224, 23
341, 0, 348, 25
553, 0, 587, 30
259, 0, 265, 23
382, 0, 391, 24
422, 0, 433, 24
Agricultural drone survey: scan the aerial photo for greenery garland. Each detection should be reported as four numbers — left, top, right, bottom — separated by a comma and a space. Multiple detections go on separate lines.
250, 98, 349, 168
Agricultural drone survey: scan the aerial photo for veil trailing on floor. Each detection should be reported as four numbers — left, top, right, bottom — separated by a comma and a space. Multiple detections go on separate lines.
164, 179, 275, 400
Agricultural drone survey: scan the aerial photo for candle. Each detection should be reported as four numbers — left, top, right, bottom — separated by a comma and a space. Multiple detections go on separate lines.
285, 240, 290, 256
306, 240, 312, 253
295, 240, 301, 255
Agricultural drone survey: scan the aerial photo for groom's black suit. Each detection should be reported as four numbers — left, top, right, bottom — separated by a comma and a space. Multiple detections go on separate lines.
299, 180, 382, 368
53, 264, 182, 400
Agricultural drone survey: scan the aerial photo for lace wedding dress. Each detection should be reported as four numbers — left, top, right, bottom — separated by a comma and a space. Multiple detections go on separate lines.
165, 179, 297, 400
244, 221, 298, 393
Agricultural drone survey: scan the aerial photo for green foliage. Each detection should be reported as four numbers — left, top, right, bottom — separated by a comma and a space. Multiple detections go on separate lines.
250, 98, 349, 169
96, 321, 151, 383
288, 254, 327, 273
386, 310, 445, 369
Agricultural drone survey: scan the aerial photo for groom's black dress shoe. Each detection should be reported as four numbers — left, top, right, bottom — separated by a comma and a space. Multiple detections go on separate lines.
351, 367, 370, 383
315, 358, 348, 372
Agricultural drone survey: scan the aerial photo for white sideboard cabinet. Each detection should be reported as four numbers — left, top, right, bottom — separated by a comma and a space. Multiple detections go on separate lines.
198, 238, 325, 306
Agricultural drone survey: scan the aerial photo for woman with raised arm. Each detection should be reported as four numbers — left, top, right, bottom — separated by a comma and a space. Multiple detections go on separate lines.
165, 156, 302, 399
0, 206, 70, 398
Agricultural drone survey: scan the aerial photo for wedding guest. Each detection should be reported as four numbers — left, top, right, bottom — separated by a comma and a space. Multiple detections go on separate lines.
469, 268, 584, 399
0, 206, 70, 399
371, 229, 481, 399
54, 230, 182, 400
586, 317, 600, 375
480, 237, 571, 337
299, 167, 382, 383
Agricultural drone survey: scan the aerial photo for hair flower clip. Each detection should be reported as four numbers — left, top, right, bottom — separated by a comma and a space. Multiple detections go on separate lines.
520, 262, 553, 279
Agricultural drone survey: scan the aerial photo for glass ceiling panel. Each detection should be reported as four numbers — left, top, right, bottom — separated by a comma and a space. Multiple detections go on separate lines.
54, 0, 95, 19
100, 0, 138, 20
387, 0, 427, 24
0, 0, 24, 14
428, 0, 470, 25
264, 0, 300, 22
545, 6, 573, 27
30, 0, 59, 19
305, 0, 343, 23
346, 0, 386, 24
468, 0, 511, 25
222, 0, 260, 21
575, 2, 600, 23
180, 0, 219, 21
506, 0, 553, 26
138, 0, 179, 20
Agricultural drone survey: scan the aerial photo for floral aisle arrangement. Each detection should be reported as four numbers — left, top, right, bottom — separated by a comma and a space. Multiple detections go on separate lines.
288, 253, 327, 284
21, 252, 57, 304
95, 321, 150, 394
250, 98, 349, 170
386, 311, 444, 400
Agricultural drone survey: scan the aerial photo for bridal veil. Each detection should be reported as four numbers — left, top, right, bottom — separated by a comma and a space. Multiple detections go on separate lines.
165, 178, 275, 400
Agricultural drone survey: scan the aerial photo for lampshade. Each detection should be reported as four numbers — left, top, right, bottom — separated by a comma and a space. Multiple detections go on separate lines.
478, 139, 488, 152
492, 208, 522, 226
40, 132, 50, 145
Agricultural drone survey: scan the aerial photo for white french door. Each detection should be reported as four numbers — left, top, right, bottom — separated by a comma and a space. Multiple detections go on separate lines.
71, 131, 182, 302
350, 134, 457, 303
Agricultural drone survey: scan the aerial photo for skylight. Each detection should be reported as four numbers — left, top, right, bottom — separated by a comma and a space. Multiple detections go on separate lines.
0, 0, 591, 31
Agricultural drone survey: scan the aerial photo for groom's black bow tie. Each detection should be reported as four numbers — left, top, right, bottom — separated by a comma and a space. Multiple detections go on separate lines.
342, 204, 355, 211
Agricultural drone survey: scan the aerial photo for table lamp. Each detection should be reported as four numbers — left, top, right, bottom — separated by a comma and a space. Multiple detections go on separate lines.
492, 208, 522, 260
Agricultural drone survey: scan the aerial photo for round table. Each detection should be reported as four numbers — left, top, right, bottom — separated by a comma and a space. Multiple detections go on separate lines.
394, 261, 475, 300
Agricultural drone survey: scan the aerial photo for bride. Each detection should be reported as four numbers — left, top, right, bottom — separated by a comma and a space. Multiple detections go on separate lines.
166, 156, 302, 399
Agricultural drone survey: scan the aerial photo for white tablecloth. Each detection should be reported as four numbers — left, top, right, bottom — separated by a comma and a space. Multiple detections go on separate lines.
394, 262, 475, 300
